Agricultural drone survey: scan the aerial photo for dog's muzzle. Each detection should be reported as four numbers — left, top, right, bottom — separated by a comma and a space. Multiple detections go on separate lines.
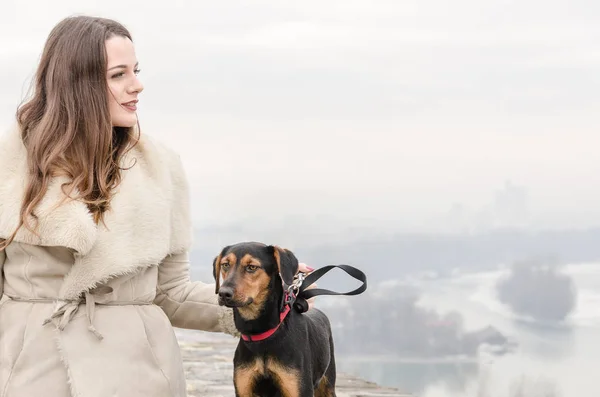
218, 287, 253, 307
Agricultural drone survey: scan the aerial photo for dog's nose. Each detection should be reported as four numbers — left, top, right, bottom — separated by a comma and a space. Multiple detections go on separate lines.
218, 287, 234, 301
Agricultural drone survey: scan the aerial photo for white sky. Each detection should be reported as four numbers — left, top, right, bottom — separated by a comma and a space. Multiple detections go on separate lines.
1, 0, 599, 234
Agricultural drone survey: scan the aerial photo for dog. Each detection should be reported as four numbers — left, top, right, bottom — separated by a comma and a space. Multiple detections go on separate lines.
213, 242, 337, 397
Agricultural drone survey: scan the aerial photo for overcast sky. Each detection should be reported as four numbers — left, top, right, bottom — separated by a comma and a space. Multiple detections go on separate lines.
1, 0, 599, 235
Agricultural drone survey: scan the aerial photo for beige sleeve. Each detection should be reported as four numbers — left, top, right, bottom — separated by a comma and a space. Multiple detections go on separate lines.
153, 250, 238, 337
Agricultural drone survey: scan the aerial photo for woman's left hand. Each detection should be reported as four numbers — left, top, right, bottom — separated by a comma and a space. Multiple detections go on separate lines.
297, 262, 314, 274
297, 262, 317, 310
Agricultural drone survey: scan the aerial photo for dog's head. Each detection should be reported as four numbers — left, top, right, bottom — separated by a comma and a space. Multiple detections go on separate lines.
212, 242, 299, 320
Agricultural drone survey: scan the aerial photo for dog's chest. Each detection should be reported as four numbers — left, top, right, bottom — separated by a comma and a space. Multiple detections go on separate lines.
234, 357, 300, 397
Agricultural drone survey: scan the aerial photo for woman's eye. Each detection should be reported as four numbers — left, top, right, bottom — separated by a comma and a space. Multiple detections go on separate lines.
110, 69, 140, 79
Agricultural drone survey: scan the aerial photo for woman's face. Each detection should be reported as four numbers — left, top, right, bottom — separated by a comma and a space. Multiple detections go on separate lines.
105, 36, 144, 128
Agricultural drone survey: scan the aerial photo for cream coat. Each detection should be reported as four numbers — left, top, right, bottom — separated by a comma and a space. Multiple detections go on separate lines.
0, 126, 237, 397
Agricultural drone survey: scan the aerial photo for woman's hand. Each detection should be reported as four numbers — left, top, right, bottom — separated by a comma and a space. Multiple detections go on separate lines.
297, 262, 316, 310
297, 262, 314, 274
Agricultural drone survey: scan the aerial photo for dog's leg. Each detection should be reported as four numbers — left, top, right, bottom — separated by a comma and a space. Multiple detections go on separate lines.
327, 332, 338, 397
267, 361, 312, 397
314, 333, 337, 397
234, 358, 264, 397
233, 372, 255, 397
325, 359, 337, 397
313, 373, 333, 396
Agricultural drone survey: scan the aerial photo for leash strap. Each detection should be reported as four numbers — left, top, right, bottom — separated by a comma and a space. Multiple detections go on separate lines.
293, 264, 367, 312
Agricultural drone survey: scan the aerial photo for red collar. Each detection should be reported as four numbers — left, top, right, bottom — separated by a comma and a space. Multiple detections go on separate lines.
240, 301, 292, 342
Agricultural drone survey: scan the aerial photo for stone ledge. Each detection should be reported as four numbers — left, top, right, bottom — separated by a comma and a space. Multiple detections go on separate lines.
175, 329, 411, 397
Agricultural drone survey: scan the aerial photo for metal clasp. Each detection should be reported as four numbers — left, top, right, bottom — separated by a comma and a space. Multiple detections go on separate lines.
288, 272, 305, 295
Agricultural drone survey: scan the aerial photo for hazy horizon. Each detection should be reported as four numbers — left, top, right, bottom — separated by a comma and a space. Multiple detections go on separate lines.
1, 0, 599, 235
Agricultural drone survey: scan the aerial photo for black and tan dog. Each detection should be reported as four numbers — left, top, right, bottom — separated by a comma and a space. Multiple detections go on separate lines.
213, 242, 337, 397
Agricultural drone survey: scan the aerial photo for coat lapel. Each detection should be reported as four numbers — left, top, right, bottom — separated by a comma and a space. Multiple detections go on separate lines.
0, 125, 193, 301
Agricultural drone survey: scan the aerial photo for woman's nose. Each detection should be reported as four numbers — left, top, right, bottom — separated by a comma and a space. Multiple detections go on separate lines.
129, 77, 144, 94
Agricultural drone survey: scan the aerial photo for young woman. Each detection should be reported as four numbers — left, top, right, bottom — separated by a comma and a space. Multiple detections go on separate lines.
0, 15, 313, 397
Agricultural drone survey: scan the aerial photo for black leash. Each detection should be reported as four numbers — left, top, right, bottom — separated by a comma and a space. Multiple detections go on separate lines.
291, 264, 368, 313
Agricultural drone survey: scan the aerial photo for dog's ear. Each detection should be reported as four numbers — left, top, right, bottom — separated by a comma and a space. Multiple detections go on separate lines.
212, 245, 230, 294
268, 245, 299, 287
212, 254, 222, 294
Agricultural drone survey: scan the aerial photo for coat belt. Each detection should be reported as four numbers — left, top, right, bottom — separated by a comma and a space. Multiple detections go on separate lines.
3, 288, 152, 340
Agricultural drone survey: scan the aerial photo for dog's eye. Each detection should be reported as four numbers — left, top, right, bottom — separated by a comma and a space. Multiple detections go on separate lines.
221, 263, 230, 271
246, 265, 258, 273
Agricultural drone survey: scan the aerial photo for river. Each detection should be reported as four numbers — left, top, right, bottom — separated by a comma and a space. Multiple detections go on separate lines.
335, 263, 600, 397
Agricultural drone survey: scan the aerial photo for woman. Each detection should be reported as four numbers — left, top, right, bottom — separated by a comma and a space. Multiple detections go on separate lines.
0, 15, 313, 397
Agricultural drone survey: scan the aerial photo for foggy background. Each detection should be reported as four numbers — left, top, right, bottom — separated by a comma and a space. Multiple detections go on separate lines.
1, 1, 599, 397
2, 0, 599, 236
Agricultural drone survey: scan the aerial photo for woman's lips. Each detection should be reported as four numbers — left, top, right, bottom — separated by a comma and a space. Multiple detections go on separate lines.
122, 100, 138, 111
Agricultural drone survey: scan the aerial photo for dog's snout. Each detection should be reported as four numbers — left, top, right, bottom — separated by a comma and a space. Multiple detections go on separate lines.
218, 286, 234, 301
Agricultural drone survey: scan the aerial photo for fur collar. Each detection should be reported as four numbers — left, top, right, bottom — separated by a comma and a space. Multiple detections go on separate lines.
0, 125, 192, 300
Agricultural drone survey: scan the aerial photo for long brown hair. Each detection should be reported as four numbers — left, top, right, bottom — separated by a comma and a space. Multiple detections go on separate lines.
0, 16, 140, 251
